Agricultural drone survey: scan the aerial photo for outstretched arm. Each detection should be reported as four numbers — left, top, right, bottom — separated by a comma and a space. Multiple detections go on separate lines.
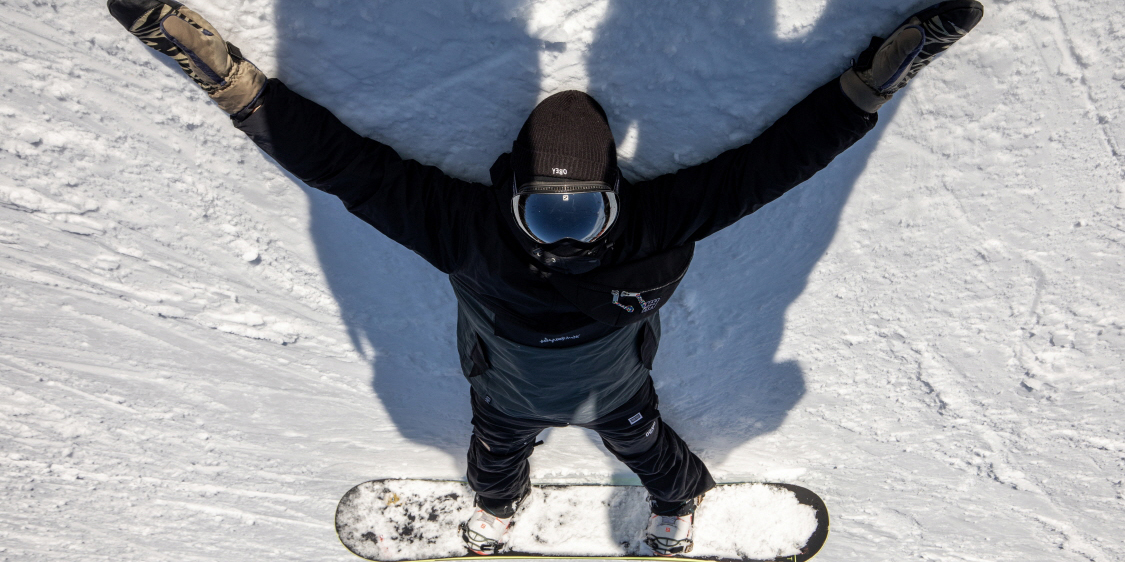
626, 0, 983, 252
108, 0, 482, 273
625, 79, 876, 251
233, 79, 484, 273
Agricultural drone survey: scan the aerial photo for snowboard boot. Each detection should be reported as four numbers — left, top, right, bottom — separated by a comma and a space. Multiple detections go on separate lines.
644, 494, 703, 556
840, 0, 984, 112
459, 493, 527, 555
107, 0, 266, 117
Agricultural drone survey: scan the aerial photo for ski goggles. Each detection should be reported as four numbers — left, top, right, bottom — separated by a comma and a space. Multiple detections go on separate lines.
511, 175, 620, 245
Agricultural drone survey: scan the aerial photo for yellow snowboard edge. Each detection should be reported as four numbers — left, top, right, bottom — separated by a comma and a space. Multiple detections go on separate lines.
394, 557, 704, 562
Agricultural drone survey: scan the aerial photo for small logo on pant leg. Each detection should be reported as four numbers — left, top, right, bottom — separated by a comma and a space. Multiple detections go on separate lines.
628, 412, 644, 425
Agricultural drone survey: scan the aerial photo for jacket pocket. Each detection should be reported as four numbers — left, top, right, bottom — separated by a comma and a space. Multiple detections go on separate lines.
546, 243, 694, 327
469, 333, 491, 378
637, 321, 658, 370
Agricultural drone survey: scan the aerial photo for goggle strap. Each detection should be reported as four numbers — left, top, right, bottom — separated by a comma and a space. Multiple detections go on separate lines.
512, 172, 620, 195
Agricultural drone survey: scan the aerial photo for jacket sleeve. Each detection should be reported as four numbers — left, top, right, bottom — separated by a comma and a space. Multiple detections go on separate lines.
624, 79, 878, 252
232, 79, 483, 273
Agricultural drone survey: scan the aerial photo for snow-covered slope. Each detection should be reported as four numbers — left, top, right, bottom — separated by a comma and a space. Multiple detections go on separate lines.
1, 0, 1123, 560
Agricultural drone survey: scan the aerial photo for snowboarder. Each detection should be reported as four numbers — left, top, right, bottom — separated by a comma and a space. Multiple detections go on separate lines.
106, 0, 982, 556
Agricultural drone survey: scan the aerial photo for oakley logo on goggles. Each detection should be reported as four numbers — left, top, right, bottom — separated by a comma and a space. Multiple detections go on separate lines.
511, 174, 620, 245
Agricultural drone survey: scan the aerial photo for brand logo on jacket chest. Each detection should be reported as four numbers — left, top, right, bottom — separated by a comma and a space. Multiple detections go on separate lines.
611, 290, 660, 314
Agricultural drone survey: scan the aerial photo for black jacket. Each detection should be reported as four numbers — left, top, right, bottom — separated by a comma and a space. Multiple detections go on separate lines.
234, 78, 876, 348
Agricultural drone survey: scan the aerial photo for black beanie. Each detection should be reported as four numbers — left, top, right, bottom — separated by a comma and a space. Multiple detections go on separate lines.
511, 91, 617, 187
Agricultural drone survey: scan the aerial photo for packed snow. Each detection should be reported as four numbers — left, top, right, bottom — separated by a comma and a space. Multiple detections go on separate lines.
1, 0, 1123, 561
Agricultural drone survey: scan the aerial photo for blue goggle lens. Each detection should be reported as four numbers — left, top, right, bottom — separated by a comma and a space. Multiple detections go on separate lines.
515, 191, 617, 244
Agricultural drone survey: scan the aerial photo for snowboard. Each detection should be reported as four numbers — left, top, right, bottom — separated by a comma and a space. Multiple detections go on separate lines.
336, 480, 829, 562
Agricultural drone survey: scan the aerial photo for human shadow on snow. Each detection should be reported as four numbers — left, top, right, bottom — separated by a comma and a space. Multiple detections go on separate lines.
271, 0, 905, 496
272, 0, 540, 459
584, 0, 906, 472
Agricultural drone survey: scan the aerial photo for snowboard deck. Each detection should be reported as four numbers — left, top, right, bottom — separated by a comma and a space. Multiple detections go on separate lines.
336, 480, 828, 562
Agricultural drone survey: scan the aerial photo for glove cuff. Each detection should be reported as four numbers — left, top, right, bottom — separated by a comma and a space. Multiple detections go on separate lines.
839, 68, 889, 114
210, 45, 267, 115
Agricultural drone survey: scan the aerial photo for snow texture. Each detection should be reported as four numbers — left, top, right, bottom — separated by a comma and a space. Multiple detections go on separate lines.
336, 481, 818, 560
1, 0, 1124, 561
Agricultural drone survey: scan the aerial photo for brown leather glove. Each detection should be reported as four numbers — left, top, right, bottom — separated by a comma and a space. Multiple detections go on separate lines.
840, 0, 984, 113
108, 0, 266, 116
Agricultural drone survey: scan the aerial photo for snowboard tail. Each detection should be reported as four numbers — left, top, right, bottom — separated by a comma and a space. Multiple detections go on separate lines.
336, 480, 828, 562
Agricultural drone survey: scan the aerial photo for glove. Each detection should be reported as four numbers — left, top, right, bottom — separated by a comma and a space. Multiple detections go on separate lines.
108, 0, 267, 116
840, 0, 984, 113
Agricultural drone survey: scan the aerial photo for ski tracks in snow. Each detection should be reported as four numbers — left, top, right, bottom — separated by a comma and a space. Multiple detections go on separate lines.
1, 1, 1124, 561
0, 2, 420, 560
753, 1, 1125, 560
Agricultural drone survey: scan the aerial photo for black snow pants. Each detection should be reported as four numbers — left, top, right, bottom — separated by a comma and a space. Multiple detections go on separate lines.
467, 376, 714, 518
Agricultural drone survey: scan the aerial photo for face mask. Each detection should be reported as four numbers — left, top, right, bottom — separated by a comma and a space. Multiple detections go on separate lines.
529, 243, 606, 275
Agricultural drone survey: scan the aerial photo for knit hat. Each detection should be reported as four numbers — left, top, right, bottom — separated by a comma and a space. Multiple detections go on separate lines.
511, 91, 618, 187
